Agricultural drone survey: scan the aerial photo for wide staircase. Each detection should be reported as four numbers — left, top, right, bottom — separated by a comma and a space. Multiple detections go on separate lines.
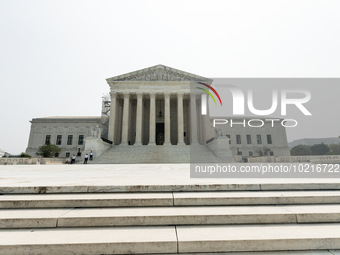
94, 145, 191, 164
1, 182, 340, 254
94, 144, 225, 164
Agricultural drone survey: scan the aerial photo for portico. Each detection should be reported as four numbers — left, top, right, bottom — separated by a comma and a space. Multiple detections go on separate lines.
106, 65, 212, 146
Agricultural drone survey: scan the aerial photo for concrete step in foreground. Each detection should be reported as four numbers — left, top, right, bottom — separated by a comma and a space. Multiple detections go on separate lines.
1, 224, 340, 254
2, 204, 340, 228
3, 190, 340, 208
0, 193, 173, 208
2, 182, 340, 194
153, 252, 340, 255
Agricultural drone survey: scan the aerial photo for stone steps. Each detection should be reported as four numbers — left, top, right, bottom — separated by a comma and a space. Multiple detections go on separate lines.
2, 165, 340, 254
2, 204, 340, 228
0, 193, 173, 208
147, 252, 340, 255
94, 145, 191, 164
2, 182, 340, 194
0, 226, 177, 255
2, 190, 340, 208
1, 224, 340, 254
176, 224, 340, 253
92, 144, 223, 164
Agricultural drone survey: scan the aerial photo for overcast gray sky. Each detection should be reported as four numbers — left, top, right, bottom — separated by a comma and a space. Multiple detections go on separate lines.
1, 0, 340, 154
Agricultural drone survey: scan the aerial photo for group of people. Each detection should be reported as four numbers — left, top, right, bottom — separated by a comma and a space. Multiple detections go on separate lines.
65, 151, 94, 164
83, 151, 94, 164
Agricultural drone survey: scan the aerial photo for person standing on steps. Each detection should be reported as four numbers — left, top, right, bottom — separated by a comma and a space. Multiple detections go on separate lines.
90, 151, 94, 161
84, 153, 89, 164
71, 154, 76, 164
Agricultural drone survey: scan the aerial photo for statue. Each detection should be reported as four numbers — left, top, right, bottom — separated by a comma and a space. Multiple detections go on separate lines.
91, 125, 102, 138
215, 128, 223, 137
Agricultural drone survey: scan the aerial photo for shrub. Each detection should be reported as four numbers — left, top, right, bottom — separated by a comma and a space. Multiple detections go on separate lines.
36, 144, 61, 158
20, 152, 31, 158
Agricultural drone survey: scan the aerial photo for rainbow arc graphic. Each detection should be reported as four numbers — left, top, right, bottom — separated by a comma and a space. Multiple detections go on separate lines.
196, 82, 223, 106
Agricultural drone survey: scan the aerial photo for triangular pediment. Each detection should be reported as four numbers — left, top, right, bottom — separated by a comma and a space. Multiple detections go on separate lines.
106, 65, 212, 82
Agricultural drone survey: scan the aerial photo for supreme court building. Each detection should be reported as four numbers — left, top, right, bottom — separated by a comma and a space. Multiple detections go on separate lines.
105, 65, 213, 147
26, 65, 290, 163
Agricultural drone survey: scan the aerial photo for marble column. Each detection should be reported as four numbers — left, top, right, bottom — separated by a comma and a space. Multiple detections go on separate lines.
164, 93, 171, 145
135, 92, 143, 145
108, 92, 117, 144
121, 92, 130, 145
190, 94, 198, 144
149, 93, 156, 145
177, 92, 185, 145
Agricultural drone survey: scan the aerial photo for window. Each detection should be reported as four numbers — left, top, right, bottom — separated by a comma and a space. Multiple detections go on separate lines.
67, 135, 73, 145
56, 135, 62, 145
66, 152, 70, 157
45, 135, 51, 145
256, 134, 262, 144
246, 134, 252, 144
236, 134, 241, 144
270, 151, 274, 156
267, 134, 272, 144
249, 151, 253, 157
78, 135, 84, 145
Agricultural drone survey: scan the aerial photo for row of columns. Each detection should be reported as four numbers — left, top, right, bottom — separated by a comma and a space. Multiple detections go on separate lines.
108, 92, 199, 145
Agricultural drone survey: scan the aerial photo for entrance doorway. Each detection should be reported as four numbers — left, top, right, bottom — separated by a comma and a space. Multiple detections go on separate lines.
156, 123, 164, 145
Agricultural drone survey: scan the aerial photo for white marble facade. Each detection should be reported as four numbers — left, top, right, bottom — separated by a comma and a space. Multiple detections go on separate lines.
212, 117, 291, 157
26, 65, 290, 159
26, 117, 101, 157
105, 65, 213, 146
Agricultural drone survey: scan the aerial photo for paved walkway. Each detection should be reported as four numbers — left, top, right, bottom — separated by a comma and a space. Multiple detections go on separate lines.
0, 164, 340, 193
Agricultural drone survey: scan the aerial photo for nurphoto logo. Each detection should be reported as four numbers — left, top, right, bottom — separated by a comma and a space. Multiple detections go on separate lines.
197, 82, 312, 128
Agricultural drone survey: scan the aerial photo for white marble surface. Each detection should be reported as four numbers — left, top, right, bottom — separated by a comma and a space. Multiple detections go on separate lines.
177, 223, 340, 253
3, 190, 340, 209
56, 204, 340, 226
0, 164, 340, 193
0, 193, 173, 208
0, 208, 72, 228
174, 190, 340, 205
1, 224, 340, 254
2, 204, 340, 228
0, 226, 177, 254
160, 251, 340, 255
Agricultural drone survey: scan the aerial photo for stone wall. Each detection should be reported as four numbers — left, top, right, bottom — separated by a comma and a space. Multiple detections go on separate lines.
248, 155, 340, 163
0, 158, 66, 165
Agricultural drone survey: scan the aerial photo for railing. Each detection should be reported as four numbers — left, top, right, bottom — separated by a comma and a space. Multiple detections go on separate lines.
206, 137, 215, 144
101, 137, 113, 144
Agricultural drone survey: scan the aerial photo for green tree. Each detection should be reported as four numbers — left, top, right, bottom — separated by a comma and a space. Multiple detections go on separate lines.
20, 152, 31, 158
291, 145, 312, 156
36, 144, 61, 158
310, 143, 329, 155
329, 144, 340, 155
